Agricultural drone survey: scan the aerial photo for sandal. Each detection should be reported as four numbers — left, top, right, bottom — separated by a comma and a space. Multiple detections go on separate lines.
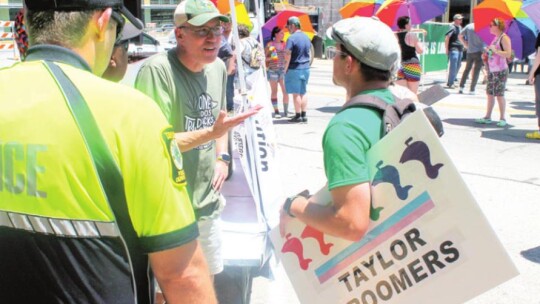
526, 131, 540, 139
496, 120, 507, 127
475, 118, 492, 124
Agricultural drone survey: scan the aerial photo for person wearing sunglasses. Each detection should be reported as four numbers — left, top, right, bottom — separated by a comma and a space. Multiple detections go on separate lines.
280, 16, 401, 250
475, 17, 511, 127
0, 0, 221, 303
135, 1, 261, 299
102, 18, 142, 82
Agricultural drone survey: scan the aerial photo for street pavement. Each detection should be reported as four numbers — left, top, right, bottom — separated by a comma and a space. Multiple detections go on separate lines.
250, 59, 540, 304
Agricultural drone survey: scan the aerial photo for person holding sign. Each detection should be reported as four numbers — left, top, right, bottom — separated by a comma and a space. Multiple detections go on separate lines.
279, 16, 401, 242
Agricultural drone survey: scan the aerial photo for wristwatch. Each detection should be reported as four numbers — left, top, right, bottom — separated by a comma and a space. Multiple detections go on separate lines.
283, 195, 300, 218
217, 153, 231, 164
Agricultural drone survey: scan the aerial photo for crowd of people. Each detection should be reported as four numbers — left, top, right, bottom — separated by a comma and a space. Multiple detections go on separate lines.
1, 0, 540, 303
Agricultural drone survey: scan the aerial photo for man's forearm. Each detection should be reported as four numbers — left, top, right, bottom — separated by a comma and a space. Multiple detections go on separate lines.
151, 242, 217, 304
175, 129, 213, 152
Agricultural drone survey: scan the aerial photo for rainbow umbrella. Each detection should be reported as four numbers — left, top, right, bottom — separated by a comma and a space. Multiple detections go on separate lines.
521, 0, 540, 29
212, 0, 253, 31
340, 0, 385, 18
473, 0, 537, 59
262, 11, 316, 43
375, 0, 448, 30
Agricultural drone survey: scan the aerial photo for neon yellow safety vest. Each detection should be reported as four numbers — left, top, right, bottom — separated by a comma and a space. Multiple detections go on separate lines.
0, 45, 197, 303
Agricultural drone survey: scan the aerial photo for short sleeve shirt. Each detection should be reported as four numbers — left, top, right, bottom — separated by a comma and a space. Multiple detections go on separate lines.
0, 45, 198, 303
460, 23, 485, 53
323, 89, 394, 190
446, 24, 464, 51
135, 49, 227, 211
286, 30, 311, 69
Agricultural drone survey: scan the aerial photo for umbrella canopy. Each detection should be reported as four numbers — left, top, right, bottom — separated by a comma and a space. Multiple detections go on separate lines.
522, 0, 540, 29
473, 0, 538, 59
261, 11, 316, 44
211, 0, 253, 31
340, 0, 384, 18
375, 0, 448, 30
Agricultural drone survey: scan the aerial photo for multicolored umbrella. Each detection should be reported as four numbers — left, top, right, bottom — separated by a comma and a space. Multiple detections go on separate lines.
262, 11, 316, 43
375, 0, 448, 30
211, 0, 252, 31
522, 0, 540, 29
340, 0, 384, 18
473, 0, 538, 59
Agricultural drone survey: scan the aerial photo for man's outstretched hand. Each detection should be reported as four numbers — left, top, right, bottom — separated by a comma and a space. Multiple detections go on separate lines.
210, 105, 263, 138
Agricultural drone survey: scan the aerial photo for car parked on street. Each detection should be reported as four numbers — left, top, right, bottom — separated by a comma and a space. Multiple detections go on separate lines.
157, 23, 175, 32
128, 32, 174, 62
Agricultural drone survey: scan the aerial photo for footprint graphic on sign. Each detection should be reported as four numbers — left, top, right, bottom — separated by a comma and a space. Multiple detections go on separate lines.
301, 225, 333, 255
372, 160, 413, 202
282, 233, 312, 270
400, 137, 444, 179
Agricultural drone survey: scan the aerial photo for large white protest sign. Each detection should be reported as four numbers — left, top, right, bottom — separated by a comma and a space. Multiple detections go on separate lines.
220, 68, 284, 267
270, 110, 518, 304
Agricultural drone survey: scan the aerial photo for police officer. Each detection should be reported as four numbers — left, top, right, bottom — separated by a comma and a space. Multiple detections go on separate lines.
0, 1, 216, 303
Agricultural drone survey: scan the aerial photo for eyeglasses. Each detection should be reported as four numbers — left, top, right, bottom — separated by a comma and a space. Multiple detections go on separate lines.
327, 49, 350, 60
110, 10, 125, 44
179, 25, 224, 38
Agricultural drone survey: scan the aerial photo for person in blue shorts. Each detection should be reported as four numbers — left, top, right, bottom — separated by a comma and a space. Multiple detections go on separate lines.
284, 16, 311, 123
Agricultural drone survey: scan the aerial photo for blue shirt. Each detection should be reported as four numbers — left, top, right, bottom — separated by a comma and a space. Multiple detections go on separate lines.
286, 30, 311, 69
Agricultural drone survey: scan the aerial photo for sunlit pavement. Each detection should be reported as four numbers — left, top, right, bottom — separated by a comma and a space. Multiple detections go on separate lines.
250, 59, 540, 304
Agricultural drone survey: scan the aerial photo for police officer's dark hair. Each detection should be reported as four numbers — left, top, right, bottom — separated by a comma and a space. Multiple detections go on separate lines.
238, 24, 250, 39
339, 44, 392, 82
26, 10, 116, 48
397, 16, 410, 30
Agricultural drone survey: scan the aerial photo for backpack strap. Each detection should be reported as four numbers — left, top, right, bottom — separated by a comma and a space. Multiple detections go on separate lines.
339, 94, 416, 135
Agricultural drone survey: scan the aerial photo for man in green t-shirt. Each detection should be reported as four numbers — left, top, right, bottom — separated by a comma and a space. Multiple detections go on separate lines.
279, 17, 401, 242
135, 0, 241, 282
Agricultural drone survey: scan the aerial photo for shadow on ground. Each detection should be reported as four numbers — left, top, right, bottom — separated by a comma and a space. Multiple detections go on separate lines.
482, 129, 540, 143
510, 101, 536, 112
521, 246, 540, 264
443, 118, 500, 128
443, 118, 540, 143
316, 106, 341, 114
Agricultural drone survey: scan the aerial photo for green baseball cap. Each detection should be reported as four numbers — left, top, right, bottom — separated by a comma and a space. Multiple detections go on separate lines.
328, 17, 400, 72
174, 0, 230, 27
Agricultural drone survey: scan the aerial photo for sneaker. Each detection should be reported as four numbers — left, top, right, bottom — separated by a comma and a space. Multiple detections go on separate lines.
459, 88, 464, 94
447, 84, 456, 89
289, 116, 302, 123
301, 116, 308, 123
274, 112, 281, 119
525, 131, 540, 139
496, 120, 507, 127
475, 117, 492, 124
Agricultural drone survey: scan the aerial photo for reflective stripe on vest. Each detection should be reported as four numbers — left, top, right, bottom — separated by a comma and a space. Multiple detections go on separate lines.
0, 211, 119, 237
